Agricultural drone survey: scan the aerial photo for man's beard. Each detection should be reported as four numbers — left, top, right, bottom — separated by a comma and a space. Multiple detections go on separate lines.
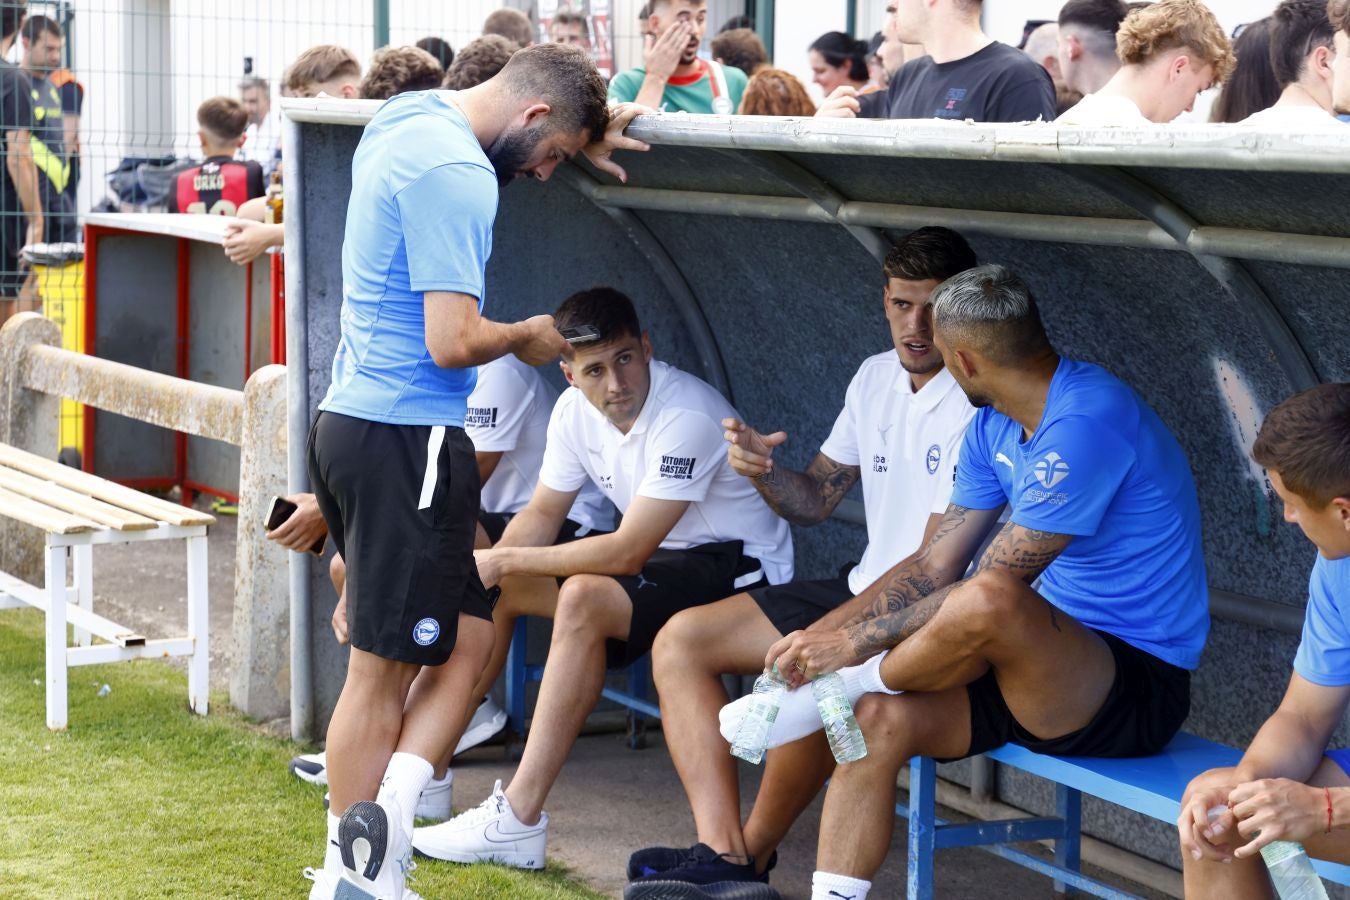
486, 125, 544, 187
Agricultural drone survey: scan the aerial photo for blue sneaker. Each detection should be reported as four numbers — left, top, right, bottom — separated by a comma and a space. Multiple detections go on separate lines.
627, 844, 777, 883
623, 880, 780, 899
625, 843, 780, 899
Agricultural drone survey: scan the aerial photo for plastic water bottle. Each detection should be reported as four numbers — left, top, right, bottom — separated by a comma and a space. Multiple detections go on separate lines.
1261, 841, 1329, 900
812, 672, 867, 763
730, 670, 787, 764
1207, 806, 1328, 900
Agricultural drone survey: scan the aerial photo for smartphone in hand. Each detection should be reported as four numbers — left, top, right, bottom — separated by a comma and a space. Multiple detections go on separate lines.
264, 496, 326, 556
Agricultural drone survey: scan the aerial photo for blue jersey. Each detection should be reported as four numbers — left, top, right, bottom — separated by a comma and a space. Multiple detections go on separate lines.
320, 91, 498, 426
951, 358, 1209, 670
1294, 555, 1350, 687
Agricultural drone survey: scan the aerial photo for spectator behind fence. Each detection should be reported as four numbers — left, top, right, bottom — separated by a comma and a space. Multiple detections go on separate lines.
300, 43, 644, 900
1210, 18, 1280, 122
718, 14, 752, 33
638, 3, 651, 37
360, 46, 445, 101
819, 0, 1056, 123
416, 35, 454, 70
1334, 0, 1350, 116
1024, 22, 1083, 113
866, 31, 890, 90
285, 44, 362, 99
444, 35, 518, 90
623, 228, 978, 896
610, 0, 747, 114
0, 0, 40, 323
169, 97, 264, 216
18, 16, 74, 244
1177, 384, 1350, 898
1057, 0, 1129, 96
46, 65, 81, 209
764, 264, 1207, 900
484, 7, 534, 48
875, 1, 924, 80
738, 68, 817, 115
809, 31, 871, 97
411, 287, 794, 873
1241, 0, 1342, 127
549, 10, 591, 51
238, 76, 280, 177
711, 27, 768, 78
1058, 0, 1234, 125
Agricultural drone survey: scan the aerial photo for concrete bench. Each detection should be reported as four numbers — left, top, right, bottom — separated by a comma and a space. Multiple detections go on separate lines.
0, 442, 213, 730
901, 733, 1350, 899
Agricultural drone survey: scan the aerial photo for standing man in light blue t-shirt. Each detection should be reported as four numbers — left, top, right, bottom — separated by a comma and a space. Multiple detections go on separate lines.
303, 43, 648, 900
1180, 384, 1350, 899
764, 264, 1208, 900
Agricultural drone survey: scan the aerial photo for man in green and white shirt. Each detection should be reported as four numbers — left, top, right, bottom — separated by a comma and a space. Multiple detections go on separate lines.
609, 0, 747, 114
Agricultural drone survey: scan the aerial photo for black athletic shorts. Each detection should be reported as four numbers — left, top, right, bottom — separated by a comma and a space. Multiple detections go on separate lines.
307, 411, 493, 667
478, 511, 604, 547
603, 540, 767, 670
748, 563, 855, 635
957, 628, 1191, 761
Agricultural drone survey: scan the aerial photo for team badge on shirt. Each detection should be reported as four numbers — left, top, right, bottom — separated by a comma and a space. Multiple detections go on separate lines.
926, 444, 942, 475
413, 617, 440, 646
659, 455, 696, 480
1033, 452, 1070, 489
465, 406, 499, 428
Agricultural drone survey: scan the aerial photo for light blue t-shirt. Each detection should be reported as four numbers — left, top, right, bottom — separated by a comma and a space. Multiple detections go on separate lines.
1294, 555, 1350, 686
320, 91, 497, 426
951, 358, 1209, 670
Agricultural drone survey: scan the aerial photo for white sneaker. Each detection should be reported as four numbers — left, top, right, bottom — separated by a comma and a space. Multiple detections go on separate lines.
291, 751, 329, 786
337, 797, 421, 899
455, 697, 508, 756
412, 779, 547, 869
303, 864, 342, 900
324, 771, 453, 823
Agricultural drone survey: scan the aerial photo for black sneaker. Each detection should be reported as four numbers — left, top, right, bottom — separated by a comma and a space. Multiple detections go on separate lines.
627, 844, 779, 883
623, 880, 781, 900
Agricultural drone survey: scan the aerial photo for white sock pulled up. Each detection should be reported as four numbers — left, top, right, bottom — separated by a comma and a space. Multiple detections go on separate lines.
720, 651, 900, 749
377, 751, 433, 838
325, 811, 343, 872
811, 870, 872, 900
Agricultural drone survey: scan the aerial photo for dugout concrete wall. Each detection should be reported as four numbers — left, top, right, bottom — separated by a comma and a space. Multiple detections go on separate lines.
282, 98, 1350, 879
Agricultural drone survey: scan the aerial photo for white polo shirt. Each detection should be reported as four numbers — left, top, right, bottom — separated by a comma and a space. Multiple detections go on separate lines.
819, 355, 975, 594
466, 355, 613, 534
539, 360, 794, 585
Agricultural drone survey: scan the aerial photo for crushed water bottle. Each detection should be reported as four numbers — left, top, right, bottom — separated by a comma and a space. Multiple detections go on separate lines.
812, 672, 867, 763
730, 669, 787, 764
1207, 805, 1328, 900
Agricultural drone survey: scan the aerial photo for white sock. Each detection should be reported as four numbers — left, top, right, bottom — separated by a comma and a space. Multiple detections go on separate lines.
811, 871, 871, 900
325, 812, 342, 872
427, 769, 453, 788
377, 751, 433, 838
719, 652, 901, 749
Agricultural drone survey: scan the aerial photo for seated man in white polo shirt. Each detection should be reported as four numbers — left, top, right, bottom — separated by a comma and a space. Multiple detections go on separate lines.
625, 227, 979, 896
412, 286, 794, 869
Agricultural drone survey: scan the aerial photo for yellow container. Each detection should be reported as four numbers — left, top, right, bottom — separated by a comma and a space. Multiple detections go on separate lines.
36, 260, 85, 459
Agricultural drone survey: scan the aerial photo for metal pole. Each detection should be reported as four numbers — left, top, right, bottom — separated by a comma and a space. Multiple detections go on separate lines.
373, 0, 390, 50
846, 0, 857, 37
755, 0, 775, 60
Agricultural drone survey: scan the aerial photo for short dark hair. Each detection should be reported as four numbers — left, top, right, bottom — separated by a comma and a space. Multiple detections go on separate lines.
884, 227, 978, 284
1269, 0, 1335, 87
197, 96, 249, 144
809, 31, 870, 82
555, 287, 642, 351
483, 7, 534, 48
21, 13, 60, 41
444, 35, 517, 89
931, 264, 1052, 367
238, 75, 271, 94
1253, 383, 1350, 507
1058, 0, 1129, 35
360, 46, 444, 100
1, 2, 26, 41
719, 14, 754, 33
416, 36, 455, 69
1209, 17, 1280, 121
551, 11, 590, 37
498, 43, 609, 143
711, 28, 768, 76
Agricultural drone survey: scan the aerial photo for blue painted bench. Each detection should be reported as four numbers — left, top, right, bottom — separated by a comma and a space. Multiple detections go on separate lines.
901, 733, 1350, 899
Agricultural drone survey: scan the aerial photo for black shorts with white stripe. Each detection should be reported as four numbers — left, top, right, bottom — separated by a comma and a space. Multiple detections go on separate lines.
307, 410, 493, 667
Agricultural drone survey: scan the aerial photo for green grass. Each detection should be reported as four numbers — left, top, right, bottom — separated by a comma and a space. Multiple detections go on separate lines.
0, 609, 603, 899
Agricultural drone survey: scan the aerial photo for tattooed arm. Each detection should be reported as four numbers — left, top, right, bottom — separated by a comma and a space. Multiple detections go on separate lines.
722, 417, 860, 526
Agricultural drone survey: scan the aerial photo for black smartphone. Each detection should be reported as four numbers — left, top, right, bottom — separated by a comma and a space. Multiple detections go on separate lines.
559, 323, 600, 345
264, 496, 326, 556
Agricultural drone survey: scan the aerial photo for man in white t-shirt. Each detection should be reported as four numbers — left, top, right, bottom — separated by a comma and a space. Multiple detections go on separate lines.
412, 287, 794, 870
1057, 0, 1233, 126
1242, 0, 1343, 128
239, 76, 281, 176
623, 227, 979, 897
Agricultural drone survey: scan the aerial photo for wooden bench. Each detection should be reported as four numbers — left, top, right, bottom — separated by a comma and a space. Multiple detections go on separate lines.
901, 734, 1350, 898
0, 443, 214, 730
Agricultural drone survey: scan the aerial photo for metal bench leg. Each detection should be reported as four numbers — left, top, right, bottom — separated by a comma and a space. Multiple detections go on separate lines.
45, 543, 68, 731
1054, 782, 1083, 897
72, 544, 92, 647
626, 656, 651, 750
505, 617, 529, 736
908, 757, 938, 900
185, 534, 208, 716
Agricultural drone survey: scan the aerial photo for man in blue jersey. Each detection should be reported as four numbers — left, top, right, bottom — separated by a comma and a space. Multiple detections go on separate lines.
1178, 384, 1350, 899
302, 44, 646, 900
763, 264, 1208, 900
